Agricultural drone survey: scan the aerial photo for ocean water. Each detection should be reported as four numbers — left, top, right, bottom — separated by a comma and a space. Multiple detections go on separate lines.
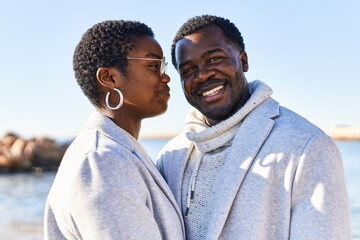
337, 141, 360, 237
0, 140, 359, 239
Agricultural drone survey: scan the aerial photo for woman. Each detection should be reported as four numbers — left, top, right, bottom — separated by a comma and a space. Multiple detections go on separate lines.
44, 20, 185, 240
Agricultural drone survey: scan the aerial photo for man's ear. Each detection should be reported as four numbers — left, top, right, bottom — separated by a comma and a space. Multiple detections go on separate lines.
96, 67, 117, 89
240, 51, 249, 72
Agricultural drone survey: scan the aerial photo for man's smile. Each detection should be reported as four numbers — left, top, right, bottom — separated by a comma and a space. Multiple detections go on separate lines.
201, 85, 224, 97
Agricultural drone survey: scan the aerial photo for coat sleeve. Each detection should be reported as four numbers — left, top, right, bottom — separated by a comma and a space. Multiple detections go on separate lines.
156, 152, 166, 180
156, 132, 190, 182
290, 133, 352, 239
68, 149, 163, 240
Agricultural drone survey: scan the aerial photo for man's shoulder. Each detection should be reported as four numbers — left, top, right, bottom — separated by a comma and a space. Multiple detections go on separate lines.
271, 105, 329, 144
278, 106, 323, 131
157, 132, 192, 166
162, 132, 192, 152
250, 97, 323, 136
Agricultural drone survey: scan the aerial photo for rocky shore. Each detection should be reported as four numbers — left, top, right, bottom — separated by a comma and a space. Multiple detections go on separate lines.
1, 127, 359, 172
0, 132, 69, 173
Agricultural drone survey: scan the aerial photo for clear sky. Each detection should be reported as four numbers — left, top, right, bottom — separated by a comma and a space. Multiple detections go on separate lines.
1, 0, 359, 141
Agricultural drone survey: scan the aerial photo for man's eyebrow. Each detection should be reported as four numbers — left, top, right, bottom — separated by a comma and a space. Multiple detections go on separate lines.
178, 48, 225, 70
178, 60, 190, 70
201, 48, 224, 58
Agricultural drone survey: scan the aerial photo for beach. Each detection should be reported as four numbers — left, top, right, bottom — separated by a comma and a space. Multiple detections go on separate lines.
0, 139, 359, 239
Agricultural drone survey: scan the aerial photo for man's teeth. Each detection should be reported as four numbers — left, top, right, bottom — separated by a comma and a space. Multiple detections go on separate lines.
202, 85, 224, 97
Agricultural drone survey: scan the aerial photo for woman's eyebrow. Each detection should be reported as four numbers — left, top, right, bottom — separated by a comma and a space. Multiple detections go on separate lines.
144, 52, 162, 59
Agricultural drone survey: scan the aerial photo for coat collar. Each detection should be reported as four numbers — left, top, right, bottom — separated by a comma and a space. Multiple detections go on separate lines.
160, 132, 194, 208
205, 98, 280, 239
84, 111, 185, 236
84, 111, 136, 151
173, 98, 280, 239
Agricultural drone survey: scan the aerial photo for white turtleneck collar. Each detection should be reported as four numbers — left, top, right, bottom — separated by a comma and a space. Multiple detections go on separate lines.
184, 80, 273, 153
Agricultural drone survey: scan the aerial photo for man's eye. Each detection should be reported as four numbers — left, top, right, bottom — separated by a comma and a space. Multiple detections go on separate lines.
181, 67, 195, 77
209, 56, 222, 63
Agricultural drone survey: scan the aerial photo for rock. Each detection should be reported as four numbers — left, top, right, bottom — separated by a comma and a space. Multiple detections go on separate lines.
0, 132, 69, 172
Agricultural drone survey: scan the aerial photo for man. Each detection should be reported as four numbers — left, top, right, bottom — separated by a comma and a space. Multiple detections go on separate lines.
157, 15, 351, 239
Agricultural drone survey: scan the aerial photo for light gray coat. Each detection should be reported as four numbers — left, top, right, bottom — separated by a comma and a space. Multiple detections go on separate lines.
44, 111, 185, 240
157, 98, 351, 240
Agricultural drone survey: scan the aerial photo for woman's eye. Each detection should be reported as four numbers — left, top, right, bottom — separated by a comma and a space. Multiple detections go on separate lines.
149, 64, 160, 70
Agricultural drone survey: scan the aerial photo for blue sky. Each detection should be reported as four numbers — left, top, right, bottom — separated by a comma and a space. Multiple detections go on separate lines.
1, 0, 359, 140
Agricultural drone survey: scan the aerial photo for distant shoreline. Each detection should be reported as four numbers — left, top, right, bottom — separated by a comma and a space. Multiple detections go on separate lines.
139, 134, 177, 140
325, 127, 360, 141
3, 127, 360, 143
140, 127, 360, 142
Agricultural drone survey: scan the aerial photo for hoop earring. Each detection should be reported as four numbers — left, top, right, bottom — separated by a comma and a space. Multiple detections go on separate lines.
105, 88, 123, 110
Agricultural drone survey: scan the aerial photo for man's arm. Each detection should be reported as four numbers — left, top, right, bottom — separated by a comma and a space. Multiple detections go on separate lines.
290, 134, 351, 239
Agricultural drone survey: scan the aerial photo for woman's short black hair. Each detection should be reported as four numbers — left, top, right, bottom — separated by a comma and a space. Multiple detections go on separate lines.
73, 20, 154, 108
171, 15, 245, 68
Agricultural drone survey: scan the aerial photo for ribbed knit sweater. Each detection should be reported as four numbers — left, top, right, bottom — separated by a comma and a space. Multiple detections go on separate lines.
181, 81, 273, 240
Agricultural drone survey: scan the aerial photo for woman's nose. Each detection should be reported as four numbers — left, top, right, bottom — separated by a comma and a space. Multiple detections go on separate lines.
160, 73, 170, 83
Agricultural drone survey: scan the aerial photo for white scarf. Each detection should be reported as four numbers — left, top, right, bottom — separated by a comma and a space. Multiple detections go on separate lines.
184, 80, 273, 153
181, 80, 274, 240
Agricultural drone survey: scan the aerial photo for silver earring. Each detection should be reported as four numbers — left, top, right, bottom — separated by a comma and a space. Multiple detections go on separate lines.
105, 88, 123, 110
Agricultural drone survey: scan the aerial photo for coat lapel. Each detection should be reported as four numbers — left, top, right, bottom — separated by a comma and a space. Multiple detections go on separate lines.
87, 111, 186, 235
206, 99, 279, 240
172, 145, 193, 209
135, 147, 182, 209
160, 134, 194, 210
132, 140, 187, 235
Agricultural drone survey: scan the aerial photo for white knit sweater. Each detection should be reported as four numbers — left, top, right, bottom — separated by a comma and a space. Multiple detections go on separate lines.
181, 80, 273, 240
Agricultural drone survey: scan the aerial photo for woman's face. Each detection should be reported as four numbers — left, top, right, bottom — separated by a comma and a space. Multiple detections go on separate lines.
119, 36, 171, 119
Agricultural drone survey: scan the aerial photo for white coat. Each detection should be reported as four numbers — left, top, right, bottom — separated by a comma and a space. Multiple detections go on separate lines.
45, 111, 185, 240
158, 97, 351, 240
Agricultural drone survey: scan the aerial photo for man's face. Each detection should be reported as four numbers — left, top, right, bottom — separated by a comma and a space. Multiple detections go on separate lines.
175, 26, 249, 125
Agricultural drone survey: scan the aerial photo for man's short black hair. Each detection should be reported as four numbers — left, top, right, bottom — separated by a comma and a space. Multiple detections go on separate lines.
73, 20, 154, 108
171, 15, 245, 68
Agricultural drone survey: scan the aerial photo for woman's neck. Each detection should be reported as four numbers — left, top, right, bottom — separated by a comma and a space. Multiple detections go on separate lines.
98, 108, 141, 140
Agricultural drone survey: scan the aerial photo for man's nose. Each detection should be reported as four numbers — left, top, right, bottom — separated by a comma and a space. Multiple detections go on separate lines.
193, 64, 216, 83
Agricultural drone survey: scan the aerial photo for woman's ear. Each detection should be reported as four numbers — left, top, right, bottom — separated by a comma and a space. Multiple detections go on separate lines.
96, 67, 116, 89
240, 51, 249, 72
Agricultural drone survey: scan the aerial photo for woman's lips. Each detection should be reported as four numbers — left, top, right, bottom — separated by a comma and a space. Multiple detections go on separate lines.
159, 87, 170, 97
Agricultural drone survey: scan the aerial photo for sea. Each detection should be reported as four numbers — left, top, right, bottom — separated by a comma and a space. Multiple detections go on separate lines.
0, 139, 359, 239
